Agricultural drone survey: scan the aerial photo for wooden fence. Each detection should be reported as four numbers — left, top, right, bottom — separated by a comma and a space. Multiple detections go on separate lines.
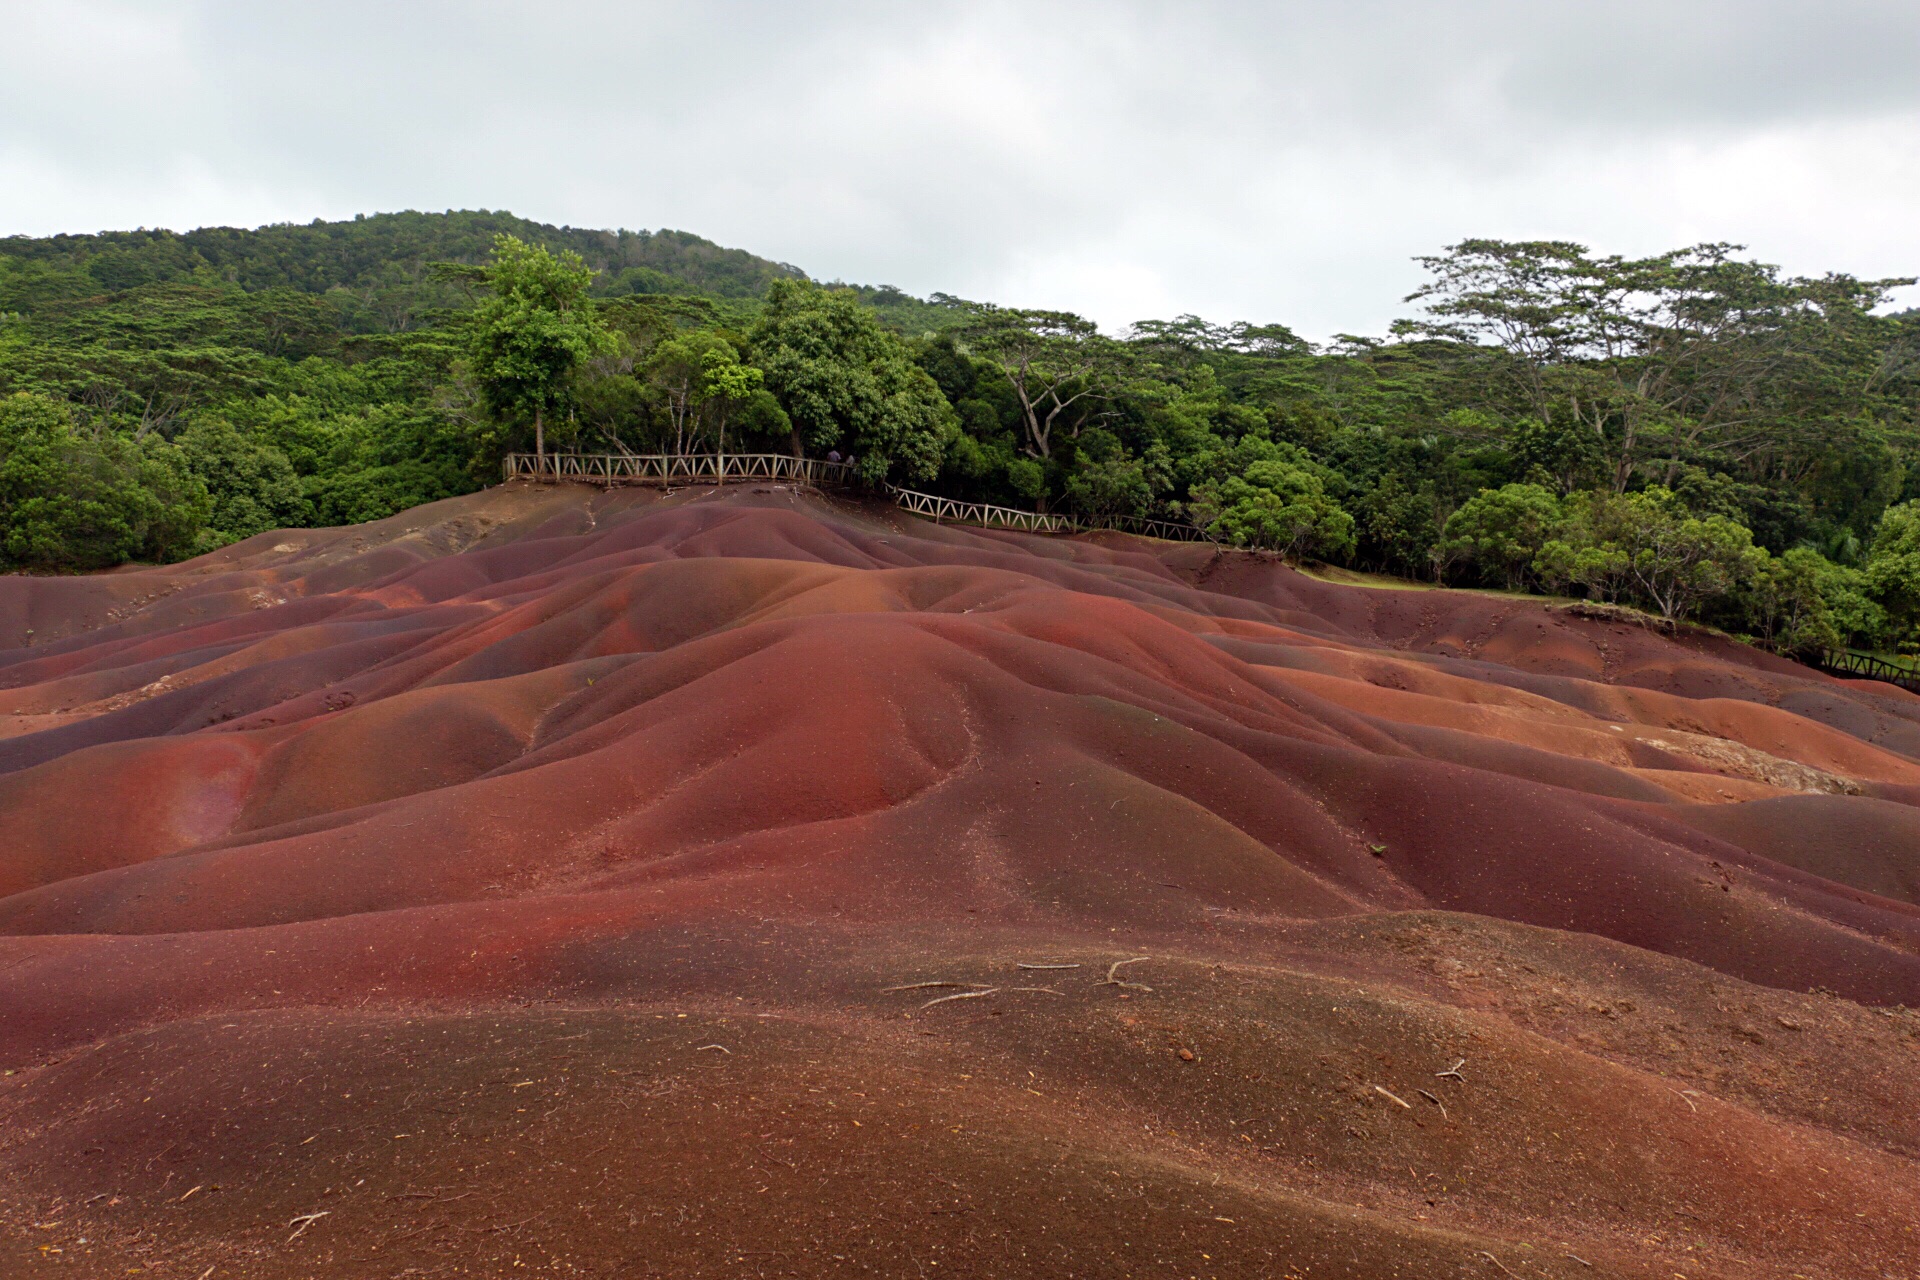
503, 452, 1216, 544
884, 486, 1218, 544
884, 486, 1079, 535
1074, 511, 1221, 544
1807, 647, 1920, 695
503, 452, 853, 487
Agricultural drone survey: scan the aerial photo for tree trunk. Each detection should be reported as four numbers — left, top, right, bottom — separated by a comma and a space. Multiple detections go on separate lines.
1612, 416, 1637, 493
536, 406, 546, 463
789, 426, 805, 460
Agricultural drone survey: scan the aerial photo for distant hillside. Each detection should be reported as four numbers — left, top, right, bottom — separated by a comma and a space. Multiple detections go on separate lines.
0, 210, 953, 333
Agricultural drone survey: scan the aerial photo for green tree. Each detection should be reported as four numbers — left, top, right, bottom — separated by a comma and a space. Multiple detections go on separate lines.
457, 235, 613, 461
1062, 430, 1169, 519
751, 280, 949, 483
1549, 487, 1763, 621
176, 417, 311, 547
1189, 456, 1354, 560
642, 331, 735, 455
1743, 547, 1881, 653
0, 392, 207, 570
1534, 535, 1633, 604
1006, 457, 1045, 503
1864, 500, 1920, 646
1440, 483, 1563, 591
1349, 472, 1439, 578
1512, 416, 1602, 494
1400, 239, 1914, 495
700, 345, 765, 460
1127, 315, 1312, 363
953, 303, 1128, 473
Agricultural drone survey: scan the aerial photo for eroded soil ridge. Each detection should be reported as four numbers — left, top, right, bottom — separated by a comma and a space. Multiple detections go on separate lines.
2, 483, 1917, 1278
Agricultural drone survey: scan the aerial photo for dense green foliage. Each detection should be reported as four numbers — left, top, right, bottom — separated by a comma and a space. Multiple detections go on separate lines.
750, 280, 948, 483
0, 213, 802, 561
0, 392, 206, 568
5, 213, 1918, 659
454, 236, 614, 458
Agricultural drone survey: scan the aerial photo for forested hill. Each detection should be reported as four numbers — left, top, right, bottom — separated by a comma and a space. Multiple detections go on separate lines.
0, 210, 805, 322
3, 213, 1919, 662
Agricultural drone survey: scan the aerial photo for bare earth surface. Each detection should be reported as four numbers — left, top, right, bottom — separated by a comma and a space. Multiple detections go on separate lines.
2, 482, 1917, 1279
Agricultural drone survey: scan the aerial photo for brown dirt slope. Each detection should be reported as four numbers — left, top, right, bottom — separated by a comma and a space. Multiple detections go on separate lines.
2, 482, 1918, 1280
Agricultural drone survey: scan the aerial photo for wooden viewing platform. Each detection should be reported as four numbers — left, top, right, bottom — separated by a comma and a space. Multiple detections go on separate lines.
503, 452, 1217, 544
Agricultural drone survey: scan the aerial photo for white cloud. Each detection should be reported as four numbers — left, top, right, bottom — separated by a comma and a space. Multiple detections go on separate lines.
2, 0, 1916, 337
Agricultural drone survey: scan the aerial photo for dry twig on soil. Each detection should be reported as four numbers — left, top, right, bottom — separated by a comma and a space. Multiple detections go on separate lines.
1374, 1086, 1412, 1109
1094, 957, 1154, 992
287, 1211, 329, 1241
1436, 1058, 1466, 1080
923, 988, 999, 1008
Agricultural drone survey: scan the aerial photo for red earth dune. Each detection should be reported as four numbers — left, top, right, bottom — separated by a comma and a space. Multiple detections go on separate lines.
2, 482, 1918, 1279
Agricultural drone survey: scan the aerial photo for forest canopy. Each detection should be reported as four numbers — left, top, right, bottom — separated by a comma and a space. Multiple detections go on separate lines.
3, 211, 1918, 656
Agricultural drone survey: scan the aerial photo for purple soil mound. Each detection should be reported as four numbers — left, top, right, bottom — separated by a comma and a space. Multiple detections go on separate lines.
3, 482, 1917, 1279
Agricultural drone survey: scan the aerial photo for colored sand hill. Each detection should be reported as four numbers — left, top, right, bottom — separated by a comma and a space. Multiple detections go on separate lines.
2, 483, 1918, 1279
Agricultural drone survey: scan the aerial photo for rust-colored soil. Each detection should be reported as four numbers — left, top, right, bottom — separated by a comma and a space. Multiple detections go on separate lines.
2, 483, 1917, 1279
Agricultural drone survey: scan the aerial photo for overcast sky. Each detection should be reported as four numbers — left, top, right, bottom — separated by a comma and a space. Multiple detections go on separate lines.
3, 1, 1917, 338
